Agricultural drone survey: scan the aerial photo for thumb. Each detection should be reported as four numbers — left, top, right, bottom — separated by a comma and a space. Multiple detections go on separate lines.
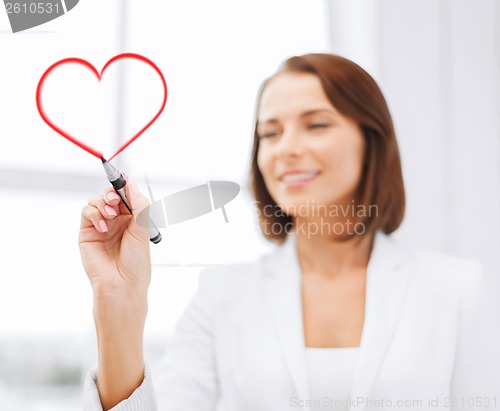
125, 179, 151, 241
126, 180, 150, 215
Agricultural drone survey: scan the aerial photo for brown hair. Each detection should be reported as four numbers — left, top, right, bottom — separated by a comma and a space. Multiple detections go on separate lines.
248, 53, 405, 244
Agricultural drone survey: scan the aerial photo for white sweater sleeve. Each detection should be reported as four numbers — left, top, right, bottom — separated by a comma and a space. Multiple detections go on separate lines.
82, 268, 220, 411
83, 364, 157, 411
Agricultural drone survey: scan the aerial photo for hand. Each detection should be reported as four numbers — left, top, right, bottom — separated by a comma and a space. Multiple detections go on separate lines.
79, 177, 152, 303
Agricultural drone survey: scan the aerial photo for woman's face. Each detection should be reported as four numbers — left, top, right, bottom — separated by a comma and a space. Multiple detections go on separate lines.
256, 72, 365, 217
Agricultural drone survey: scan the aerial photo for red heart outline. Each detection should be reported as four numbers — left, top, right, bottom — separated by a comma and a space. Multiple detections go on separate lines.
36, 53, 167, 162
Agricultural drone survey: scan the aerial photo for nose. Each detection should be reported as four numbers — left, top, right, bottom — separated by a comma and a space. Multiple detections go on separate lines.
274, 127, 304, 159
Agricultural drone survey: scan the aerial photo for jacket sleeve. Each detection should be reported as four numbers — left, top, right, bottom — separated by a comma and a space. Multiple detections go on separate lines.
153, 267, 220, 410
450, 259, 500, 410
82, 268, 220, 411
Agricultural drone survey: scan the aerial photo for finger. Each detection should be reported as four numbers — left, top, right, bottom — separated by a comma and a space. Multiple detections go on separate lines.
123, 180, 152, 242
126, 180, 151, 216
89, 195, 119, 220
103, 187, 122, 206
81, 204, 109, 233
120, 174, 150, 215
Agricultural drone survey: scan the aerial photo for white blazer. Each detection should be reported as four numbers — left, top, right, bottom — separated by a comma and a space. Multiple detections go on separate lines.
84, 230, 500, 411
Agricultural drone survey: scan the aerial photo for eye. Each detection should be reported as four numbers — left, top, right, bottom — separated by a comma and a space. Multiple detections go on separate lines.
308, 123, 329, 130
259, 131, 279, 139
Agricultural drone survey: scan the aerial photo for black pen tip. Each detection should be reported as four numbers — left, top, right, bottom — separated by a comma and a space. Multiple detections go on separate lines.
101, 157, 107, 164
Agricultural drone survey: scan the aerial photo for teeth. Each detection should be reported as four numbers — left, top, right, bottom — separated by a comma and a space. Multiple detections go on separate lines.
281, 171, 319, 183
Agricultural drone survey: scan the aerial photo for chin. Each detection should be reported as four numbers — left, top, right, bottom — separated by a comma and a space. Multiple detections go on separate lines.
277, 190, 352, 215
274, 196, 324, 216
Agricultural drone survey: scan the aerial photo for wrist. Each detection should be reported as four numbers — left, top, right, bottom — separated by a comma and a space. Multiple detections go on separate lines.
93, 295, 148, 333
93, 297, 147, 319
92, 281, 148, 308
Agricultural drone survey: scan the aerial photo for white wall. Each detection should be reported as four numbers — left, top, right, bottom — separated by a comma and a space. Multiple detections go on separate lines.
327, 0, 500, 289
0, 0, 329, 337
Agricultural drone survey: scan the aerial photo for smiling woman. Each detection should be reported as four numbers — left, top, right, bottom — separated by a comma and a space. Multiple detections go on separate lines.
82, 53, 500, 411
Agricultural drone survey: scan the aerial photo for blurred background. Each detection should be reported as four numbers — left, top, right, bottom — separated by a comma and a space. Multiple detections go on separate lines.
0, 0, 499, 409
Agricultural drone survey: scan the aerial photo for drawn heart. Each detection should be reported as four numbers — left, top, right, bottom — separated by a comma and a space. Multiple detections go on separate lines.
36, 53, 167, 161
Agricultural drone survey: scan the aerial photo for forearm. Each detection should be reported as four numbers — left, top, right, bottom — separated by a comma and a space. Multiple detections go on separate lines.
93, 296, 148, 411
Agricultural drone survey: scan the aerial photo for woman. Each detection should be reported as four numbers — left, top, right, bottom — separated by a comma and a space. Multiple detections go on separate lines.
80, 54, 499, 411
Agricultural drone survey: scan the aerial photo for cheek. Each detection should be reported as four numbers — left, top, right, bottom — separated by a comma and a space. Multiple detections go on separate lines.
316, 140, 349, 171
257, 148, 272, 180
319, 137, 364, 180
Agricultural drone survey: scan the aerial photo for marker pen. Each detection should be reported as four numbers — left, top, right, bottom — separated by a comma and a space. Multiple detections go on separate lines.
101, 157, 162, 244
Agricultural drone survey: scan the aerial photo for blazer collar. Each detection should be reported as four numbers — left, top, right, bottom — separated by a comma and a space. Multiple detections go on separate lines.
261, 230, 414, 411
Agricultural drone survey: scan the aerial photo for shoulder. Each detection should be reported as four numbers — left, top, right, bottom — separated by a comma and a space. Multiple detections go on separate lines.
409, 243, 482, 281
372, 235, 489, 326
388, 234, 485, 297
374, 231, 484, 299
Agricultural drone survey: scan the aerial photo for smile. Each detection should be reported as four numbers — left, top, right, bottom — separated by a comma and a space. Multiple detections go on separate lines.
280, 171, 320, 188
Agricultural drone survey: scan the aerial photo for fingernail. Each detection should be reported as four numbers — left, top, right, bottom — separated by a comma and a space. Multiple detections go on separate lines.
104, 205, 117, 216
107, 192, 120, 201
98, 220, 108, 232
130, 181, 139, 194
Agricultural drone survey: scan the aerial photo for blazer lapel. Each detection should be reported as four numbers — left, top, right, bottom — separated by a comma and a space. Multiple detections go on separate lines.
349, 231, 414, 410
262, 234, 311, 409
261, 230, 415, 411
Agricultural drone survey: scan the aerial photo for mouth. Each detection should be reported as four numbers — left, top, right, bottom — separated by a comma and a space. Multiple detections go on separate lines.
279, 170, 321, 188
